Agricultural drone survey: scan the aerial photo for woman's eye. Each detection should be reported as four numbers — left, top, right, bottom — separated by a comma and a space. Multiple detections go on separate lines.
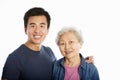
59, 43, 64, 45
69, 41, 74, 45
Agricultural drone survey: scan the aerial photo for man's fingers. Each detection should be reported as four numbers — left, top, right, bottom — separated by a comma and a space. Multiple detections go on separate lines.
85, 56, 94, 64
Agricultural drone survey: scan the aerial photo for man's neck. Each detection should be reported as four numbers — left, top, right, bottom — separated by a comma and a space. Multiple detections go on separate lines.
24, 41, 41, 51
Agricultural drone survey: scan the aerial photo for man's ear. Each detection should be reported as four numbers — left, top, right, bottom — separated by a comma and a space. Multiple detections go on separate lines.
24, 27, 27, 34
47, 29, 49, 35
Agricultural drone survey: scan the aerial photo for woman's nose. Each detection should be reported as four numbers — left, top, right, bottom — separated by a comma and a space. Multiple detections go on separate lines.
65, 43, 70, 50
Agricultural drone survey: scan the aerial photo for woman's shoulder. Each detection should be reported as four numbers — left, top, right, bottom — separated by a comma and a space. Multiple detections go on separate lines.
54, 58, 64, 66
86, 62, 97, 70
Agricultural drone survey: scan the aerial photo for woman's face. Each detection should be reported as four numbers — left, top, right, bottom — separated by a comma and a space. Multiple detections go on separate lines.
58, 31, 82, 59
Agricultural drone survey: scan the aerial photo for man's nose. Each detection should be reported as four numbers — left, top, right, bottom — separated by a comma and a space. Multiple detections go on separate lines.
35, 26, 41, 33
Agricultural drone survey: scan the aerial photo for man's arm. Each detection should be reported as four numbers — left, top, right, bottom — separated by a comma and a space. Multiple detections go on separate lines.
2, 79, 8, 80
85, 56, 94, 64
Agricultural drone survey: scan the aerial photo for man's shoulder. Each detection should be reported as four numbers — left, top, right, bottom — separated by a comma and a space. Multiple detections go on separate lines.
42, 45, 52, 51
8, 44, 25, 57
42, 45, 57, 61
42, 45, 53, 54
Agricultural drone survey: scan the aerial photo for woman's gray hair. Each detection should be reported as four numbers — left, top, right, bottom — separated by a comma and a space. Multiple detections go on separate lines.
56, 26, 84, 45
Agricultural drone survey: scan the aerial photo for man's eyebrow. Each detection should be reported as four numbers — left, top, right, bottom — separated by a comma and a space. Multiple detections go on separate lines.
29, 23, 35, 25
29, 23, 46, 25
40, 23, 46, 25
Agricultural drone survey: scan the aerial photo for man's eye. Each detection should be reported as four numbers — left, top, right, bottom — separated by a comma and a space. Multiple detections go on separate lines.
30, 25, 35, 27
40, 25, 45, 28
31, 26, 35, 27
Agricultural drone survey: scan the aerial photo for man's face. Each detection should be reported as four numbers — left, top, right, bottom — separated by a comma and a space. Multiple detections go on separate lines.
25, 15, 49, 45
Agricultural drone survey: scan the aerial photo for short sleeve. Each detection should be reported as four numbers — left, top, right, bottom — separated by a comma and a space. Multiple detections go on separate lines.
1, 54, 21, 80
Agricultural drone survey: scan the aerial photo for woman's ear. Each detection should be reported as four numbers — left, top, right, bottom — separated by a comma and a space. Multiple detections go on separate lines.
79, 42, 83, 49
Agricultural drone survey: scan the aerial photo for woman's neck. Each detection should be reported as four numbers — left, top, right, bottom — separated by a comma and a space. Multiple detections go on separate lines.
64, 54, 81, 67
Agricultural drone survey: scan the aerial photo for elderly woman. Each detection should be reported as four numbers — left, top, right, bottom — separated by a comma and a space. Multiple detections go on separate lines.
53, 27, 100, 80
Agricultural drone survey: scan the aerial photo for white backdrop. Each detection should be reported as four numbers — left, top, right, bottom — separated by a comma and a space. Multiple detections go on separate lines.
0, 0, 120, 80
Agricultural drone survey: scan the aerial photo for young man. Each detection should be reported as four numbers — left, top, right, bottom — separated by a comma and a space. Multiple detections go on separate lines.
1, 7, 56, 80
1, 7, 94, 80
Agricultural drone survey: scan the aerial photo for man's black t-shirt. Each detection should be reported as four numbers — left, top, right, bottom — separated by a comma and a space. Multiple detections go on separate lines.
2, 44, 56, 80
